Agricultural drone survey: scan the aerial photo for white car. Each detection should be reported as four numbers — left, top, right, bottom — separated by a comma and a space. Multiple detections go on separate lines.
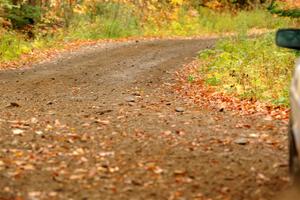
276, 29, 300, 181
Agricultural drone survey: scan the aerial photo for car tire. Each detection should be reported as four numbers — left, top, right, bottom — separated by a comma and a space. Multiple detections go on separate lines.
289, 118, 300, 183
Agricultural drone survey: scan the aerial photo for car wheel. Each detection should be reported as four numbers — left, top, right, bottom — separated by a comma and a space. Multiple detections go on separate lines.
289, 119, 300, 183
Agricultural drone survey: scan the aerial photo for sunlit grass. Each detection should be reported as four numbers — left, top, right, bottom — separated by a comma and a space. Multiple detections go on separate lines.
198, 32, 296, 107
67, 2, 141, 40
144, 8, 294, 36
0, 30, 31, 62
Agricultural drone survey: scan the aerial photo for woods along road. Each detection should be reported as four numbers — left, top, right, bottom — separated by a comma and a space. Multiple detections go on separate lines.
0, 39, 291, 200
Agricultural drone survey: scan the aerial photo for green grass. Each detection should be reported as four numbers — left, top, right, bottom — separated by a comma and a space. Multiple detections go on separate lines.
0, 31, 31, 62
196, 8, 292, 33
67, 2, 141, 40
198, 32, 296, 107
144, 8, 294, 36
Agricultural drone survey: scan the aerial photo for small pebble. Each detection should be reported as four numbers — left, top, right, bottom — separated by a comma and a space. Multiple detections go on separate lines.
6, 102, 20, 108
234, 138, 248, 145
175, 107, 185, 112
125, 96, 135, 102
12, 129, 24, 135
132, 92, 141, 96
128, 102, 135, 106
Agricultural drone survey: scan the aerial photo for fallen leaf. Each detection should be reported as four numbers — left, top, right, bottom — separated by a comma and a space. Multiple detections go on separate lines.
12, 129, 24, 135
95, 119, 110, 125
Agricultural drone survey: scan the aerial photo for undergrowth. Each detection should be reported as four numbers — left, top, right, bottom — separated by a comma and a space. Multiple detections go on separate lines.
144, 8, 292, 36
67, 2, 141, 40
0, 30, 31, 62
198, 32, 296, 107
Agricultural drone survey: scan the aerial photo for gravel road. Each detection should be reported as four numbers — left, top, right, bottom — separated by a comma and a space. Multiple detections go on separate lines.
0, 38, 290, 200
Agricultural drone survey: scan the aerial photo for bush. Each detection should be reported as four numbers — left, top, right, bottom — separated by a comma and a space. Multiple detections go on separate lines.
6, 4, 41, 29
143, 7, 293, 36
0, 31, 31, 62
198, 33, 296, 106
67, 2, 141, 39
196, 8, 291, 33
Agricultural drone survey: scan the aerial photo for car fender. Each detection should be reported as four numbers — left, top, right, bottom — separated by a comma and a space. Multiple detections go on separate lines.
290, 58, 300, 158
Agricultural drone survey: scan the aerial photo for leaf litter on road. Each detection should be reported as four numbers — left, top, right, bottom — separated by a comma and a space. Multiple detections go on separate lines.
0, 39, 291, 200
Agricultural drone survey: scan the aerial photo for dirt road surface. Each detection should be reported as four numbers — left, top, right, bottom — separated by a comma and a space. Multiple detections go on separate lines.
0, 39, 291, 200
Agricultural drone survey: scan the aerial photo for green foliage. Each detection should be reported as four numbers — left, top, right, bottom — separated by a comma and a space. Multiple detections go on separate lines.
144, 7, 291, 36
0, 31, 31, 62
196, 8, 290, 33
206, 76, 221, 86
188, 74, 196, 83
6, 4, 41, 29
198, 33, 296, 106
68, 2, 140, 39
0, 0, 14, 9
268, 1, 300, 18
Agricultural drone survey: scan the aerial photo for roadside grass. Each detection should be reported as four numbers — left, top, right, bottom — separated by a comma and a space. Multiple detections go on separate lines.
144, 8, 293, 36
0, 30, 30, 62
197, 32, 296, 107
196, 8, 290, 33
66, 2, 141, 40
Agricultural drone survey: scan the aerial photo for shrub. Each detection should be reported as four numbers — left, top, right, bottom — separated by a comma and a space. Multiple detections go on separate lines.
6, 4, 41, 29
198, 33, 296, 106
0, 31, 31, 62
67, 2, 141, 39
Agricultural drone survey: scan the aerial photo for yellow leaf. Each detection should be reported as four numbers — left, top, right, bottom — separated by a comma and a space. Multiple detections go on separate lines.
171, 0, 183, 5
